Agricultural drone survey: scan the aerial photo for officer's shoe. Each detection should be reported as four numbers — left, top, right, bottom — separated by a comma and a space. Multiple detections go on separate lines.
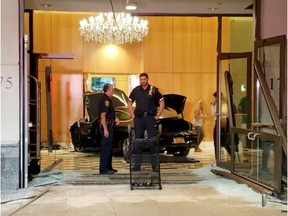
99, 170, 114, 175
111, 168, 118, 173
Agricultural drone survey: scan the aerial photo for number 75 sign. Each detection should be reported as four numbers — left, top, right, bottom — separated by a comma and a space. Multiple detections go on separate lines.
1, 71, 19, 144
1, 76, 13, 89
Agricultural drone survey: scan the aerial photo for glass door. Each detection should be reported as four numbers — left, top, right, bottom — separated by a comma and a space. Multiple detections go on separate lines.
216, 36, 286, 194
231, 127, 282, 193
216, 52, 252, 170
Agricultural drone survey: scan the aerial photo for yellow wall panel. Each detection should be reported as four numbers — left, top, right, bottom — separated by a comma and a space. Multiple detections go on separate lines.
201, 17, 218, 73
51, 13, 84, 73
221, 17, 231, 53
146, 73, 173, 94
143, 17, 173, 72
171, 74, 202, 121
50, 74, 83, 142
83, 43, 142, 73
38, 72, 83, 143
32, 12, 249, 142
33, 12, 52, 71
173, 17, 202, 73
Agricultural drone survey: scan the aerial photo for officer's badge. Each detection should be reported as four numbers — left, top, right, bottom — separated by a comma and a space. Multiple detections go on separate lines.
105, 100, 109, 107
148, 86, 153, 95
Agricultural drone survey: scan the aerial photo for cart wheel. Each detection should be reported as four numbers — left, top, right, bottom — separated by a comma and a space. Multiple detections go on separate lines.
122, 138, 130, 160
29, 159, 41, 175
74, 146, 85, 152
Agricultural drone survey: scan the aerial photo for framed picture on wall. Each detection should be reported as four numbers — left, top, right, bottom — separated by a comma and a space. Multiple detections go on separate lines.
91, 77, 116, 91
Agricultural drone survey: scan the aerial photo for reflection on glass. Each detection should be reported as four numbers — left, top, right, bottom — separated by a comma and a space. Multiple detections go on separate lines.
219, 58, 248, 164
221, 17, 253, 53
257, 44, 281, 118
233, 131, 276, 189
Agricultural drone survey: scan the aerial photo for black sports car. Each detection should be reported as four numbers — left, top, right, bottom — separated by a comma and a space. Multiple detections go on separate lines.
70, 88, 197, 157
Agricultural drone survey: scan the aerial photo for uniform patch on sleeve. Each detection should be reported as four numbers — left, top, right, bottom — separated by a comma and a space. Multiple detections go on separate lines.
105, 100, 110, 107
148, 86, 153, 95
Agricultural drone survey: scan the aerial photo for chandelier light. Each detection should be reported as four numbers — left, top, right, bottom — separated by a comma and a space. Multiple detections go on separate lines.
79, 12, 149, 44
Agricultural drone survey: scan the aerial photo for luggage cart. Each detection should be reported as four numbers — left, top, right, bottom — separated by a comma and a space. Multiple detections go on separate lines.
28, 75, 41, 176
128, 126, 162, 190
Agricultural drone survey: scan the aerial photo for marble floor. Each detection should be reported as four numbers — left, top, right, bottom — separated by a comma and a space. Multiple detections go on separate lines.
1, 142, 287, 216
39, 141, 216, 172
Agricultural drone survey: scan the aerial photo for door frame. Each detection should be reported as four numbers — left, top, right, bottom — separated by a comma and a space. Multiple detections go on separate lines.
216, 52, 252, 170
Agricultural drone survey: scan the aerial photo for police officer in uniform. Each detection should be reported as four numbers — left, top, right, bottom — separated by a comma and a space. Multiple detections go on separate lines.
98, 84, 120, 175
128, 73, 165, 171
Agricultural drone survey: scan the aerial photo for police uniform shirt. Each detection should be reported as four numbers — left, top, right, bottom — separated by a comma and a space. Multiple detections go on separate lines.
98, 93, 115, 122
129, 84, 163, 114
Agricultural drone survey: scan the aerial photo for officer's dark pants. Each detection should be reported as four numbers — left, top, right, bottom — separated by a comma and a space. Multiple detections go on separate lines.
133, 116, 157, 170
99, 124, 114, 172
134, 115, 157, 139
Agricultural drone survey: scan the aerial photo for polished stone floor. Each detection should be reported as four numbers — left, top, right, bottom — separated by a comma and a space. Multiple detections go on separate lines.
39, 141, 216, 172
1, 142, 287, 216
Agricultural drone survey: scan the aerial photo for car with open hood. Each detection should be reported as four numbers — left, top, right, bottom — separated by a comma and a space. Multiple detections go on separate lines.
70, 88, 197, 157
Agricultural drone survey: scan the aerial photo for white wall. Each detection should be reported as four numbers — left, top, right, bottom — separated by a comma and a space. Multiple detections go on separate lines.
260, 0, 287, 38
1, 0, 20, 144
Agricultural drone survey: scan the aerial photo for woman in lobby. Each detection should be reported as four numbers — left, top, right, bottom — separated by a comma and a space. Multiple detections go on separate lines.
193, 100, 208, 152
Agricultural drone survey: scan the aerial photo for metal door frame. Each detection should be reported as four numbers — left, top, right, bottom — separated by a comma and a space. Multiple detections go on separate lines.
230, 127, 282, 193
216, 52, 252, 170
254, 35, 287, 155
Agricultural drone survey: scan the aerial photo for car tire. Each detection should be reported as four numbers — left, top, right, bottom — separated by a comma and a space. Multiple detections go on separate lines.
75, 146, 85, 152
173, 148, 190, 157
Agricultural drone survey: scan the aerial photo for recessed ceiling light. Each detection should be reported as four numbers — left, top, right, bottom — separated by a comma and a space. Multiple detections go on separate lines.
208, 7, 218, 11
40, 4, 52, 8
126, 3, 137, 10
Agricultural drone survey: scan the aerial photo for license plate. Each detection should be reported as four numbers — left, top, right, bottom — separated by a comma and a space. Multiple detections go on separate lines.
173, 137, 185, 144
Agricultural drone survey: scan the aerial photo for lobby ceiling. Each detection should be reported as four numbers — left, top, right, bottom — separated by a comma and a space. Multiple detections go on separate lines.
25, 0, 253, 15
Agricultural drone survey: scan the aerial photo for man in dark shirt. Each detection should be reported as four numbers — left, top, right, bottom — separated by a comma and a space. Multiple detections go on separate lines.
128, 73, 165, 171
98, 84, 120, 175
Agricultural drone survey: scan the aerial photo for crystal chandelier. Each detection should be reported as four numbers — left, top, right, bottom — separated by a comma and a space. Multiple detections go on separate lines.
79, 12, 149, 44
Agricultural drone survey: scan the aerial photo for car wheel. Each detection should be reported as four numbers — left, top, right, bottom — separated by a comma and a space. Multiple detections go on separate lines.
122, 138, 131, 160
75, 146, 85, 152
173, 148, 190, 157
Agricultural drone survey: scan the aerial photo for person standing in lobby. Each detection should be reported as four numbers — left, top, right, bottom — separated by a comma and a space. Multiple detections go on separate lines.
127, 73, 165, 171
98, 84, 120, 175
211, 91, 230, 158
193, 100, 208, 152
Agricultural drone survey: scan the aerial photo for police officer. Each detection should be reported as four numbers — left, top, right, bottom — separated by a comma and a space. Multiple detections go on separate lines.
128, 73, 165, 171
98, 84, 120, 175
